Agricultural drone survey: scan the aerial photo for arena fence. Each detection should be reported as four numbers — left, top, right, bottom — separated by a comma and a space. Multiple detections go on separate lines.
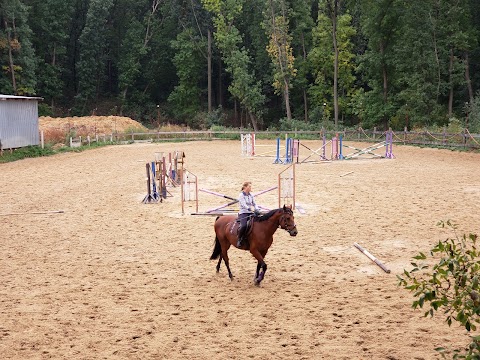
40, 127, 480, 151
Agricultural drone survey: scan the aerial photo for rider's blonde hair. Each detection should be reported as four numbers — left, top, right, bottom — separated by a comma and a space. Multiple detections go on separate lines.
241, 181, 251, 191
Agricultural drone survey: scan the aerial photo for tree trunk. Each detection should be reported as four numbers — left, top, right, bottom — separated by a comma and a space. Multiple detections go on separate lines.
380, 41, 389, 130
119, 88, 127, 116
4, 20, 17, 94
269, 0, 291, 120
208, 29, 212, 113
234, 100, 238, 127
51, 43, 57, 111
465, 51, 474, 104
448, 48, 454, 118
217, 57, 223, 107
301, 32, 308, 122
332, 0, 339, 130
248, 111, 259, 131
284, 79, 292, 120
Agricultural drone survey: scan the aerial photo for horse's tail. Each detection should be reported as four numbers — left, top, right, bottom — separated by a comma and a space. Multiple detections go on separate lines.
210, 236, 221, 260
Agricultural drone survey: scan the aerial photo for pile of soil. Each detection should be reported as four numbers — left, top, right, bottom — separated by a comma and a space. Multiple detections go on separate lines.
39, 116, 148, 144
39, 115, 147, 134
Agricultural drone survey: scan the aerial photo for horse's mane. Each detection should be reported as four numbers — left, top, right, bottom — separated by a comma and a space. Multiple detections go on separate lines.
255, 208, 282, 222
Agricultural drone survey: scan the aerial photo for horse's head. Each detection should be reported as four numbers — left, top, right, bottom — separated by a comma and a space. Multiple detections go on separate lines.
279, 205, 297, 236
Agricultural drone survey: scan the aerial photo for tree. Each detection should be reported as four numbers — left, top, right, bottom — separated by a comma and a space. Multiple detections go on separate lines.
467, 91, 480, 133
0, 0, 36, 95
393, 0, 472, 128
27, 0, 74, 110
308, 2, 355, 128
263, 0, 296, 120
289, 0, 315, 122
357, 0, 401, 129
168, 27, 206, 123
398, 221, 480, 358
75, 0, 114, 112
202, 0, 265, 130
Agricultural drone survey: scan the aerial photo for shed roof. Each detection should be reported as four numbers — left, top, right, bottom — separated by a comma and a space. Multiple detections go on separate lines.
0, 94, 43, 101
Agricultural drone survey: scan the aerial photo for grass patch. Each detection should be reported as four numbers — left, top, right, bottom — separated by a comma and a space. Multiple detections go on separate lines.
0, 146, 56, 163
0, 142, 116, 164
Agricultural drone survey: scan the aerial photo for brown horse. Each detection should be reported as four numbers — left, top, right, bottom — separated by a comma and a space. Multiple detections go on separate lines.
210, 205, 298, 285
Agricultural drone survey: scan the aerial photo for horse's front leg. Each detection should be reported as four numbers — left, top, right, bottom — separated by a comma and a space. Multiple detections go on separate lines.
254, 261, 267, 285
250, 249, 267, 285
255, 262, 261, 279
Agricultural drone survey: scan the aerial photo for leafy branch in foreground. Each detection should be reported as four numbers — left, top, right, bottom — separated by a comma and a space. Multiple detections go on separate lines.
398, 220, 480, 359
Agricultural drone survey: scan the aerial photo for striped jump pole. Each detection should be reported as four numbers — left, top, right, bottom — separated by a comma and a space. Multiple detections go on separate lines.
331, 134, 339, 160
151, 161, 160, 201
338, 135, 345, 159
273, 137, 283, 164
142, 163, 158, 204
322, 133, 327, 160
292, 139, 300, 163
385, 130, 395, 158
284, 137, 293, 164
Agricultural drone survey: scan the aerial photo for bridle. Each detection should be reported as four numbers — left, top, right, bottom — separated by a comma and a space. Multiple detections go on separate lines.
279, 208, 297, 235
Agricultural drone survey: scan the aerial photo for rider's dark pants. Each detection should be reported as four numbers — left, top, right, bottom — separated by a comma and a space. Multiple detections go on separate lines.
238, 213, 251, 239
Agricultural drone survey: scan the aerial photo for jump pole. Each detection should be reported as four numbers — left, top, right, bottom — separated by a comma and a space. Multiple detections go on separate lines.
273, 137, 283, 164
142, 163, 158, 203
241, 133, 255, 156
151, 161, 160, 201
323, 133, 327, 160
292, 139, 300, 163
181, 169, 198, 215
353, 242, 390, 274
0, 210, 65, 216
299, 136, 331, 163
284, 137, 293, 163
278, 164, 295, 209
385, 130, 395, 158
199, 186, 278, 214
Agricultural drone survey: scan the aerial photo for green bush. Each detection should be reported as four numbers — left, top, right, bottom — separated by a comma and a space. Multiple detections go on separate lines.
468, 92, 480, 134
398, 221, 480, 359
278, 117, 322, 131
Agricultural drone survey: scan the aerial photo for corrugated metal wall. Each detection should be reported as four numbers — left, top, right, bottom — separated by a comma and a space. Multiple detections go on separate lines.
0, 99, 40, 149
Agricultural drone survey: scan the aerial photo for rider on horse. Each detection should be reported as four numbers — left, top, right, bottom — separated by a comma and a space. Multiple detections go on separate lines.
237, 181, 260, 248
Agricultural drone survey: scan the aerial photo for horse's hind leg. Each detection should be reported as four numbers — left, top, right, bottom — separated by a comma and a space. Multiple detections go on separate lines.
222, 249, 234, 280
216, 257, 222, 272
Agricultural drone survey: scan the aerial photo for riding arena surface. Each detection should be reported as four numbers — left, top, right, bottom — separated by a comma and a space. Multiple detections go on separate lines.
1, 140, 479, 359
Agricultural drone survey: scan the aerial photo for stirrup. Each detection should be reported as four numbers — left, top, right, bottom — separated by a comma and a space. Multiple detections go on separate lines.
236, 238, 243, 247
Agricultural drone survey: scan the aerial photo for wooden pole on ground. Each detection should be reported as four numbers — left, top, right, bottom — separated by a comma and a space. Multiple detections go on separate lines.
0, 210, 65, 216
353, 242, 391, 274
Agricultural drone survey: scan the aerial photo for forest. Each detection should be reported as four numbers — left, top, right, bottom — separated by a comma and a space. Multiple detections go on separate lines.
1, 0, 480, 132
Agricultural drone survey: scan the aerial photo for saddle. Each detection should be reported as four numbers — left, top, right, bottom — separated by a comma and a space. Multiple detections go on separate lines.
230, 214, 256, 237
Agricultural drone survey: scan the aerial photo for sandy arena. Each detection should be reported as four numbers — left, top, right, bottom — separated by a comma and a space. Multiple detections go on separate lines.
1, 139, 479, 359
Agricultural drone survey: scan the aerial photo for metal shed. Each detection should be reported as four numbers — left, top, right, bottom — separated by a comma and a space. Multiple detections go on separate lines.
0, 94, 43, 150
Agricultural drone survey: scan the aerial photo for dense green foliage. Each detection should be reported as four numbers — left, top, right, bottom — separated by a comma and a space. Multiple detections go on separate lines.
398, 221, 480, 359
1, 0, 480, 130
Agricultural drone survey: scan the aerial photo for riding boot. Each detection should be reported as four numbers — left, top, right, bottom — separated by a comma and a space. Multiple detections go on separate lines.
237, 227, 244, 247
236, 235, 243, 248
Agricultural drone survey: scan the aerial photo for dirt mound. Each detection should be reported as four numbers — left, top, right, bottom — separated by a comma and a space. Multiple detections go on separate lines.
39, 116, 148, 144
39, 116, 147, 134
